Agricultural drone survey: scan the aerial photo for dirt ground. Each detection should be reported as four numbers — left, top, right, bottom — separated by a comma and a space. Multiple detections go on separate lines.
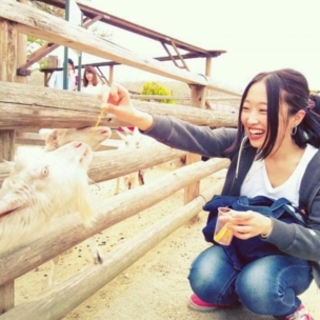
14, 167, 320, 320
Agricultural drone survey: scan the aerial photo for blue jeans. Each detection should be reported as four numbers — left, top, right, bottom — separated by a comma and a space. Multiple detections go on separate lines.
188, 245, 313, 318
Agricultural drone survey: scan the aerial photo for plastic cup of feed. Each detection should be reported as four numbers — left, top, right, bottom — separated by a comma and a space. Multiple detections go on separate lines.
213, 207, 234, 246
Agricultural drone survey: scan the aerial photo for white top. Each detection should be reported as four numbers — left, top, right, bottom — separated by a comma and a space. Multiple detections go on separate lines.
240, 144, 318, 207
48, 71, 76, 91
81, 82, 102, 95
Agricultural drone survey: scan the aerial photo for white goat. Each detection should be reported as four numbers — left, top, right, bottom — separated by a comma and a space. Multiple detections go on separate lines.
0, 141, 94, 254
39, 126, 112, 151
38, 126, 112, 284
114, 127, 145, 194
113, 127, 186, 194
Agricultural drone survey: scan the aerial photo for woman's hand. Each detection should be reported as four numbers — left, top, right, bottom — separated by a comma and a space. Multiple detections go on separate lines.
98, 83, 133, 116
98, 83, 154, 131
219, 210, 274, 239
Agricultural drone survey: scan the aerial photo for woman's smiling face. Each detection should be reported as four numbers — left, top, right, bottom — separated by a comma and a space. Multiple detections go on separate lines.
240, 81, 293, 152
85, 72, 94, 82
241, 81, 268, 149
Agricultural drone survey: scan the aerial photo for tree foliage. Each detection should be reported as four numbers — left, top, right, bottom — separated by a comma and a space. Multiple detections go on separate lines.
141, 82, 176, 104
29, 0, 64, 17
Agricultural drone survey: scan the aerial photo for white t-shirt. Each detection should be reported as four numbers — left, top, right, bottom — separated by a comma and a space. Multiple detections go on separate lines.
81, 82, 102, 95
48, 71, 76, 91
240, 144, 318, 207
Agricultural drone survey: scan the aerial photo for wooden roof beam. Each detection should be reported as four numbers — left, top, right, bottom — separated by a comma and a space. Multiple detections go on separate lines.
41, 51, 225, 72
17, 14, 104, 72
160, 42, 180, 68
35, 0, 225, 55
170, 40, 190, 71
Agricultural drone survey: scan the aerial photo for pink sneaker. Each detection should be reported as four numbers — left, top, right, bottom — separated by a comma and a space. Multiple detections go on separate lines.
188, 293, 237, 312
281, 304, 314, 320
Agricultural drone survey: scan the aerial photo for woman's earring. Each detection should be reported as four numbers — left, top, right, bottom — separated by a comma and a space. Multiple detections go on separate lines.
291, 126, 297, 136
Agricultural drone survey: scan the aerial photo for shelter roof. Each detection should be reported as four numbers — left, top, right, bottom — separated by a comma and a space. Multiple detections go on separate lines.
37, 0, 226, 71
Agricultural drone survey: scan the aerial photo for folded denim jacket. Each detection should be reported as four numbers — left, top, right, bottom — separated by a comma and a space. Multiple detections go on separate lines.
202, 195, 307, 269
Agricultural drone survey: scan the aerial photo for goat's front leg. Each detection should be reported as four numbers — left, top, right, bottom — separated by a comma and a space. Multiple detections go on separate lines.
48, 255, 60, 286
114, 177, 120, 195
89, 237, 103, 264
138, 170, 145, 185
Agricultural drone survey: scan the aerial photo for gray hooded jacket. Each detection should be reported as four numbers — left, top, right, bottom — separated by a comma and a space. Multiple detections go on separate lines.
144, 115, 320, 287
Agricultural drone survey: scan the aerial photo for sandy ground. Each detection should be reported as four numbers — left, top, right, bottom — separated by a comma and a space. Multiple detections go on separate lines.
14, 167, 320, 320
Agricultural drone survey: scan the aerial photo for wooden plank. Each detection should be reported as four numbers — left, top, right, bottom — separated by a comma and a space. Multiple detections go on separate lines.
170, 40, 190, 71
130, 94, 240, 102
0, 130, 15, 162
0, 16, 17, 316
0, 0, 238, 94
15, 137, 45, 146
184, 85, 206, 207
0, 81, 238, 130
0, 18, 17, 160
0, 19, 16, 82
161, 42, 180, 68
204, 57, 213, 109
41, 51, 231, 70
20, 15, 103, 70
0, 142, 188, 185
0, 158, 230, 288
37, 0, 222, 56
16, 0, 28, 82
0, 283, 14, 315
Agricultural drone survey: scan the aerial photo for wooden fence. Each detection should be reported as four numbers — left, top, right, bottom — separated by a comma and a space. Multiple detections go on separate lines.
0, 1, 240, 319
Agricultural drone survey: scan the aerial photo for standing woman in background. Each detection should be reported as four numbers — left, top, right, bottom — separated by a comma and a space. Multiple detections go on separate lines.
81, 66, 103, 95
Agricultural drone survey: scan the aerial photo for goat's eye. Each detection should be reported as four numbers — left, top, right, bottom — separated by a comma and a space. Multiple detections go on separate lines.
41, 166, 49, 177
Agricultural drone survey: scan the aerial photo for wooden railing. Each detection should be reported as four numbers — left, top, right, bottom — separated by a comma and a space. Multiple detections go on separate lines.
0, 1, 239, 318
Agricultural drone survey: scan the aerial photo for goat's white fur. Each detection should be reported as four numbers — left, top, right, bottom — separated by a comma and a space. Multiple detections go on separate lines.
39, 126, 112, 152
0, 141, 94, 254
38, 126, 111, 284
114, 127, 146, 194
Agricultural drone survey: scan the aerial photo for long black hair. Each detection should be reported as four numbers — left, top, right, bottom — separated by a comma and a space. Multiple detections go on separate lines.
227, 68, 320, 159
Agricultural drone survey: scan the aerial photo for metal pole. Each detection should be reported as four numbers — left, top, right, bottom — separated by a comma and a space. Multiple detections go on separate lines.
63, 0, 70, 90
77, 12, 83, 92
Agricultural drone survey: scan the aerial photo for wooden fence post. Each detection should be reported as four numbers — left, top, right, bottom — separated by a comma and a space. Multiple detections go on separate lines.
184, 85, 206, 210
0, 14, 19, 315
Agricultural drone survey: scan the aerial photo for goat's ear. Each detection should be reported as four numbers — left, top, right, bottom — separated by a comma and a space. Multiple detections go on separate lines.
47, 129, 59, 143
116, 130, 129, 142
95, 127, 112, 138
39, 128, 54, 140
132, 126, 140, 136
43, 129, 61, 151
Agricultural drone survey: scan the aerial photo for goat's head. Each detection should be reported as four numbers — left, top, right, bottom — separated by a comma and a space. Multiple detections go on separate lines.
0, 141, 94, 253
39, 126, 112, 151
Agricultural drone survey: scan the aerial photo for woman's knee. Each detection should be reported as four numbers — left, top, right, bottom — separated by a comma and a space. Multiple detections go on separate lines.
188, 246, 238, 303
235, 256, 312, 315
236, 269, 274, 313
188, 246, 220, 294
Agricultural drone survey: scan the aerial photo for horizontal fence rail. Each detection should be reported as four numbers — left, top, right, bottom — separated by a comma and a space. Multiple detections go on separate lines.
0, 81, 238, 130
0, 144, 188, 185
0, 181, 224, 320
0, 158, 230, 287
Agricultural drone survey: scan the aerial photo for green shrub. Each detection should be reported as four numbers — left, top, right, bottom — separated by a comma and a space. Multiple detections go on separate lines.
141, 82, 176, 104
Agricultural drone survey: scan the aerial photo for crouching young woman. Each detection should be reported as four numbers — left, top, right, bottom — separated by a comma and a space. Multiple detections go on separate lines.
99, 69, 320, 320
